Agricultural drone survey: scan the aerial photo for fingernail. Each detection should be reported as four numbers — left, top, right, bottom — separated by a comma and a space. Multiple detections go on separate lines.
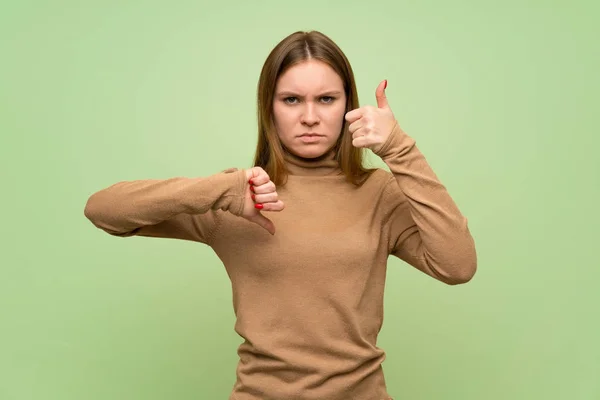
384, 79, 387, 89
250, 186, 255, 192
249, 179, 254, 185
255, 203, 263, 209
251, 194, 255, 201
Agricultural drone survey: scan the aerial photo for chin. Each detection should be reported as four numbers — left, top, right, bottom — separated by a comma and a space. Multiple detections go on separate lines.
290, 145, 330, 159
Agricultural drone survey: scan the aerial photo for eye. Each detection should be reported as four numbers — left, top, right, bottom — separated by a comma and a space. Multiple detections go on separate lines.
282, 96, 336, 105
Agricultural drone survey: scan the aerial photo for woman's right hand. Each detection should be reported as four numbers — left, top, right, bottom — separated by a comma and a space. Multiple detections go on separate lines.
243, 167, 285, 235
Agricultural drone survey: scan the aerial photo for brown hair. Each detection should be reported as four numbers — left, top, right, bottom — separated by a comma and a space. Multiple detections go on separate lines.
252, 30, 377, 187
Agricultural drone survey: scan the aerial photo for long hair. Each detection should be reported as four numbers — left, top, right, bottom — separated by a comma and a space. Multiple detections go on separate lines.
253, 30, 377, 187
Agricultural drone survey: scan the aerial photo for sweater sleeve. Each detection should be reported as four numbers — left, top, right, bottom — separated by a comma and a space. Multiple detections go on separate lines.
83, 168, 247, 245
375, 121, 477, 285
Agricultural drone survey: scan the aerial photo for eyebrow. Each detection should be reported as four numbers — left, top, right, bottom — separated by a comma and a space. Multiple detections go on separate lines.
276, 90, 343, 97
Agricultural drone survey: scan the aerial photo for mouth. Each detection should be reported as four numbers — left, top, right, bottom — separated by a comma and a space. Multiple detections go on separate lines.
298, 133, 324, 143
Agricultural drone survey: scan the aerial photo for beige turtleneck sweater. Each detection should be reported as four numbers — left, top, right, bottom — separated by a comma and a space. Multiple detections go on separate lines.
84, 121, 477, 400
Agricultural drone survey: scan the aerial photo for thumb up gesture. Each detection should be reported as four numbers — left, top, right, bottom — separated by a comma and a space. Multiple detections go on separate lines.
243, 167, 285, 235
345, 79, 399, 154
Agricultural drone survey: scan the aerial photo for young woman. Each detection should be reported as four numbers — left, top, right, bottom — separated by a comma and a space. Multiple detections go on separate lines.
84, 30, 477, 400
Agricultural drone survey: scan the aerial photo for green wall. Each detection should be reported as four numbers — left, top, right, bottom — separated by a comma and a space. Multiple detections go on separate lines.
2, 0, 598, 398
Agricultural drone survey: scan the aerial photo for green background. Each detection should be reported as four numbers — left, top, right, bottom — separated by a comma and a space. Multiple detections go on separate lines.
1, 0, 598, 399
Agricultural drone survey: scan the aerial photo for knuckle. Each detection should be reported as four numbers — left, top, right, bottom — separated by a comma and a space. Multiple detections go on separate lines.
263, 193, 276, 203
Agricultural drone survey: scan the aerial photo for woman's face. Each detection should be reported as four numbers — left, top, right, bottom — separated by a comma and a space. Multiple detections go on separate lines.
272, 60, 347, 159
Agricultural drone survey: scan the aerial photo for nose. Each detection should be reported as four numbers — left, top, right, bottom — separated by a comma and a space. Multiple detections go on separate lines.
300, 103, 319, 126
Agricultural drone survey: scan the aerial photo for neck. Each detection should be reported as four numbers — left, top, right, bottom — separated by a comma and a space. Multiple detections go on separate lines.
283, 148, 341, 176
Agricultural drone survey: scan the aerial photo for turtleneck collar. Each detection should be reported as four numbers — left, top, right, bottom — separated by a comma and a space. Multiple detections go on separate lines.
282, 148, 342, 176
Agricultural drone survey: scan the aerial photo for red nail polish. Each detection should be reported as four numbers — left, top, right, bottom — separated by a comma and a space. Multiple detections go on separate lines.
249, 179, 254, 185
384, 79, 387, 89
251, 194, 255, 201
250, 186, 255, 192
255, 203, 263, 209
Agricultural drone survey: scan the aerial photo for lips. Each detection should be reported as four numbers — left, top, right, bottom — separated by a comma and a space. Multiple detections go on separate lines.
299, 133, 323, 137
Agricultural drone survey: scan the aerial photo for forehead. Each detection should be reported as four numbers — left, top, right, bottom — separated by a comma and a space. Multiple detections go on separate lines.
276, 60, 343, 93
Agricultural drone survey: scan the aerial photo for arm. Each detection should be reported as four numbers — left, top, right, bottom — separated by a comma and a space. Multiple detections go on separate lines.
375, 121, 477, 285
83, 168, 247, 245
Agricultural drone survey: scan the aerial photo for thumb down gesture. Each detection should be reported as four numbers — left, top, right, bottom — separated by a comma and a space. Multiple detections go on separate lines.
243, 167, 285, 235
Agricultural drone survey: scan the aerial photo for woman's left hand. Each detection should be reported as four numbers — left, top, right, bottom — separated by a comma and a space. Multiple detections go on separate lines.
345, 80, 399, 154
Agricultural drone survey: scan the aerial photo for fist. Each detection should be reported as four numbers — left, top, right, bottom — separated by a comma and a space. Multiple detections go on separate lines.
345, 79, 397, 153
243, 167, 285, 235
